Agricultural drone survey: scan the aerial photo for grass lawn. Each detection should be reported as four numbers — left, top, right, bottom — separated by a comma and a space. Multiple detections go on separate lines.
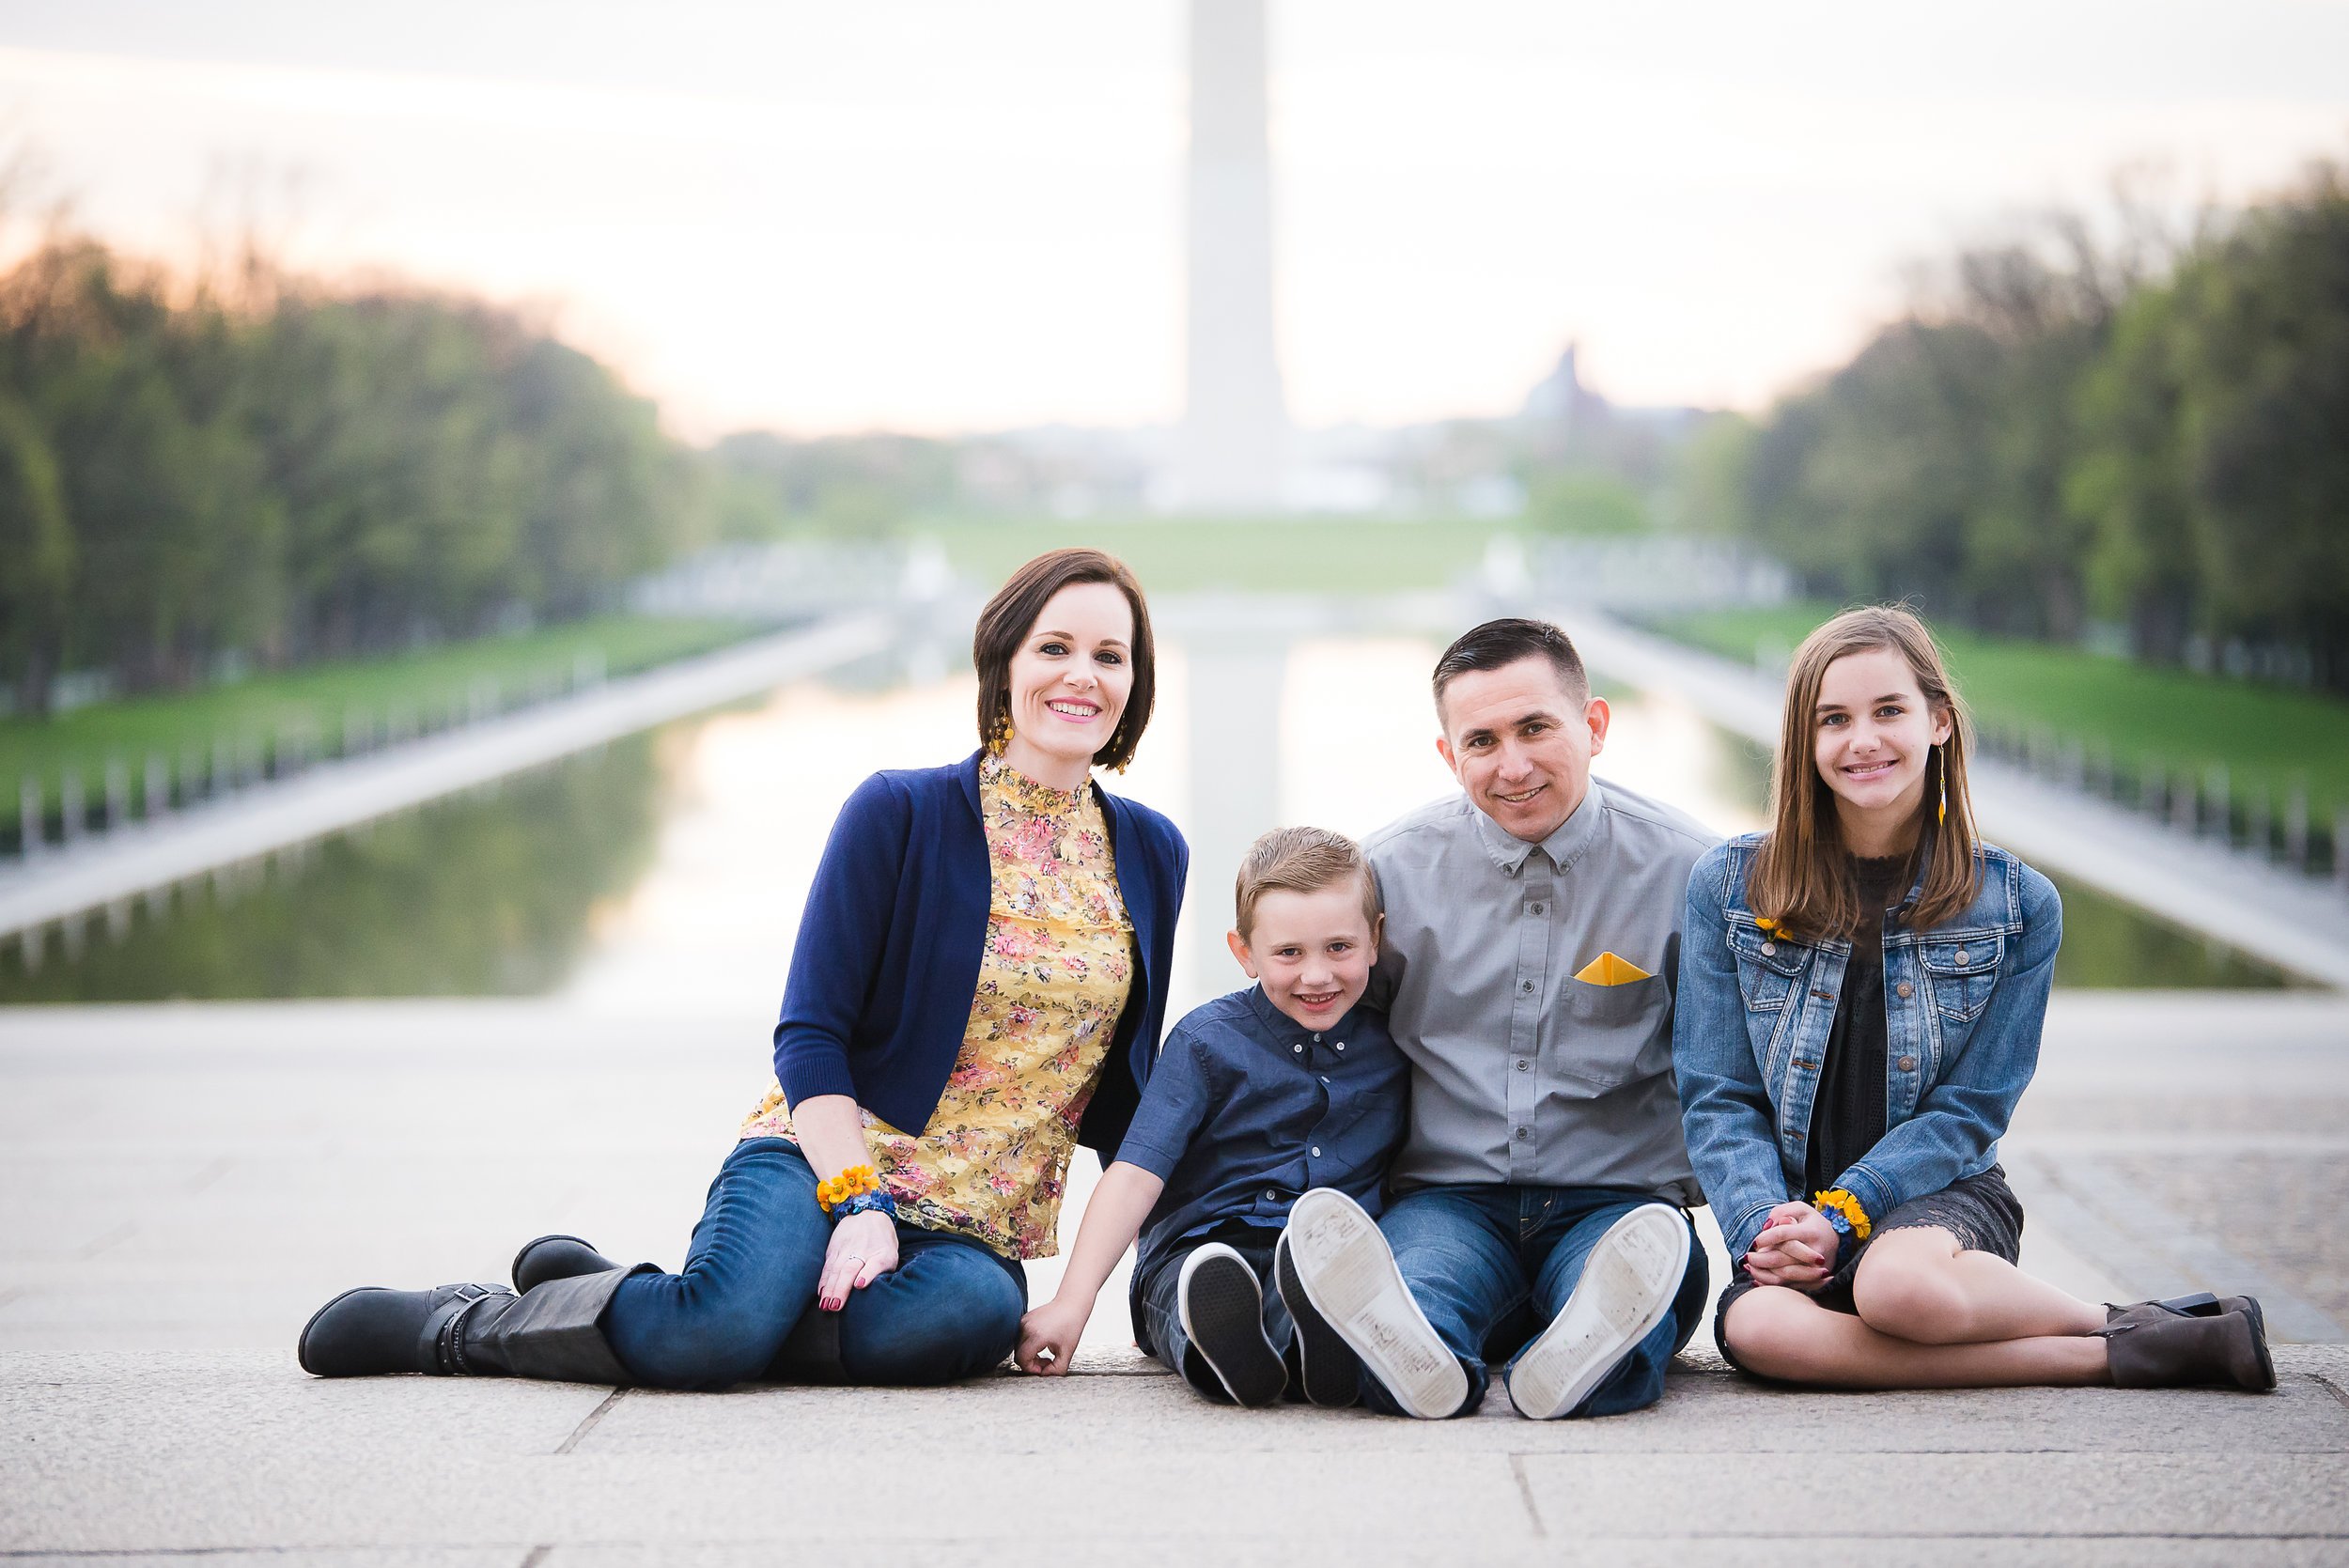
1645, 602, 2349, 825
2, 615, 764, 818
926, 515, 1515, 595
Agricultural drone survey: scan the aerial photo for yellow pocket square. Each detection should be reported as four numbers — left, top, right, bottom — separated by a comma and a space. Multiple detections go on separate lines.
1575, 952, 1653, 986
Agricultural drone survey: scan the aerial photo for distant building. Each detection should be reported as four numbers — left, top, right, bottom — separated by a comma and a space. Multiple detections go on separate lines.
1521, 341, 1610, 439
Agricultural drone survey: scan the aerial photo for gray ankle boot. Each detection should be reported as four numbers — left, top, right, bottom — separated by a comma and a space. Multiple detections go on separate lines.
2098, 1298, 2276, 1391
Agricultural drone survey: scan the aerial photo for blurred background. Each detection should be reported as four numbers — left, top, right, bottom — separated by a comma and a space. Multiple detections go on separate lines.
2, 3, 2345, 1352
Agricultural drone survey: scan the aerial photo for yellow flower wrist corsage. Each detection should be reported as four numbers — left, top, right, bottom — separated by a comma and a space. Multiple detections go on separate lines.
817, 1163, 882, 1213
1812, 1188, 1873, 1242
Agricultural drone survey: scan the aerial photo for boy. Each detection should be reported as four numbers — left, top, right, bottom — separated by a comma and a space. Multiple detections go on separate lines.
1015, 826, 1407, 1405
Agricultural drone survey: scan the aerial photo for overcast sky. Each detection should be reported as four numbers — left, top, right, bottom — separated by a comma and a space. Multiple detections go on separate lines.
1, 1, 2343, 437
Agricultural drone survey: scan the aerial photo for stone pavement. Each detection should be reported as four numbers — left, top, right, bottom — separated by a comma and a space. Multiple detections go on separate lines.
4, 995, 2346, 1562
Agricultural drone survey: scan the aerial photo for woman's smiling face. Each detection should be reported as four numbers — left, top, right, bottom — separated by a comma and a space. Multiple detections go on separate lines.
1812, 644, 1952, 830
1001, 581, 1135, 784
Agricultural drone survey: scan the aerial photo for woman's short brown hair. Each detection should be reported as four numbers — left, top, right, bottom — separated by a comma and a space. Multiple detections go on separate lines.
972, 549, 1156, 771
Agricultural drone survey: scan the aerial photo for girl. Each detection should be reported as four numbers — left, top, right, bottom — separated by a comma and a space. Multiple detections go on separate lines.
1673, 606, 2272, 1391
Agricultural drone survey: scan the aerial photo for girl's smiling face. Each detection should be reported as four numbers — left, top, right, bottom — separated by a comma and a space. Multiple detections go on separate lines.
1001, 581, 1134, 786
1812, 644, 1953, 839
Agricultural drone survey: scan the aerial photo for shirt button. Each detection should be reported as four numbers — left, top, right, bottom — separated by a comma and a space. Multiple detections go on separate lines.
1898, 1054, 1918, 1072
1895, 982, 1914, 999
1954, 949, 1969, 963
1514, 1126, 1531, 1141
1516, 1059, 1531, 1072
1293, 1044, 1303, 1054
1264, 1189, 1280, 1203
1310, 1146, 1322, 1157
1761, 941, 1777, 955
1519, 980, 1535, 994
1530, 903, 1545, 916
1335, 1042, 1345, 1051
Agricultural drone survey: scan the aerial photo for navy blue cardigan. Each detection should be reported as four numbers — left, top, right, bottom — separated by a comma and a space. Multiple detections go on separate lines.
770, 751, 1189, 1155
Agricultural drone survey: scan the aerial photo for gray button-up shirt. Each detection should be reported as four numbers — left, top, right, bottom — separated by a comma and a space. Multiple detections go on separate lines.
1365, 778, 1718, 1202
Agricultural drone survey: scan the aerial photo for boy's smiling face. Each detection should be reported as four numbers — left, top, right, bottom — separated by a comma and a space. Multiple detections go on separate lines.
1226, 884, 1380, 1032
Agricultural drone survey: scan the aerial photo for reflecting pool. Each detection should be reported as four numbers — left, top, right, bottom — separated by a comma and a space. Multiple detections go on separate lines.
0, 633, 2303, 1005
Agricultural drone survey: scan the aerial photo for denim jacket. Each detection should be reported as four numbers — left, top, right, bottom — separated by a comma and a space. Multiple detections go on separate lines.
1672, 832, 2061, 1265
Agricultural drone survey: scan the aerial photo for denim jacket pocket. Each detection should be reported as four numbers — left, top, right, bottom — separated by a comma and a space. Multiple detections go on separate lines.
1726, 922, 1805, 1014
1919, 934, 2002, 1023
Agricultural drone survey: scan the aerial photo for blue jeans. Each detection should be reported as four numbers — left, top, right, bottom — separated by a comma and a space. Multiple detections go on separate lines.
602, 1138, 1026, 1389
1367, 1184, 1708, 1419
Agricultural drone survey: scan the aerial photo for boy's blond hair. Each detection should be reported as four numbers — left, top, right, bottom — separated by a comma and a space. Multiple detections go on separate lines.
1233, 826, 1381, 941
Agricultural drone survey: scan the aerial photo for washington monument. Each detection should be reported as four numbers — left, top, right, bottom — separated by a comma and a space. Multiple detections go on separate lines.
1175, 0, 1290, 510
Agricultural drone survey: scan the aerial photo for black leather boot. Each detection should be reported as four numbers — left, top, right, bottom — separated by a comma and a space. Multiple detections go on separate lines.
297, 1281, 515, 1377
299, 1265, 648, 1383
511, 1234, 619, 1294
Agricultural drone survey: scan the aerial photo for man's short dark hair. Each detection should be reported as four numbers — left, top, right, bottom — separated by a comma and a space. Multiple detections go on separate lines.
1431, 617, 1589, 714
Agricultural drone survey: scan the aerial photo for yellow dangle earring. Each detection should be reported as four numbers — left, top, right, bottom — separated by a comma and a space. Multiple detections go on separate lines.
1937, 742, 1949, 825
988, 711, 1015, 756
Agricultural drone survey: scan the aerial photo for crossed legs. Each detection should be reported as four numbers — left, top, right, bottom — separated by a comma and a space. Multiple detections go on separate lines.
1720, 1224, 2108, 1389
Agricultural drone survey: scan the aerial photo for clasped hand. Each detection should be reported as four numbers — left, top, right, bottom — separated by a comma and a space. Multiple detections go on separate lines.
1743, 1200, 1840, 1289
817, 1209, 898, 1312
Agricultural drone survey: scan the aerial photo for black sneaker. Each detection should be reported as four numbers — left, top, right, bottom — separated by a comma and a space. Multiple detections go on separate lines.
1276, 1228, 1361, 1406
1177, 1243, 1288, 1407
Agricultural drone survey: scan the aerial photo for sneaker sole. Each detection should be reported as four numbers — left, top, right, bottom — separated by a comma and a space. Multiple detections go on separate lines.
1178, 1247, 1287, 1407
1285, 1189, 1467, 1420
1508, 1203, 1689, 1421
1276, 1233, 1360, 1407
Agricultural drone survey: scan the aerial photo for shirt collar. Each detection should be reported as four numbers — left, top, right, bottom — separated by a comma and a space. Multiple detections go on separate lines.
1470, 778, 1609, 877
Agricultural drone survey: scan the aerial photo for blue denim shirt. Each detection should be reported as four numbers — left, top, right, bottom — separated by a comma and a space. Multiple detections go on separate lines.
1672, 833, 2061, 1265
1116, 986, 1407, 1302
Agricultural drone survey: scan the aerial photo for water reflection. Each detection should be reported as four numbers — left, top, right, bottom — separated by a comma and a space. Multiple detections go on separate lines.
0, 734, 667, 1003
0, 633, 2301, 1003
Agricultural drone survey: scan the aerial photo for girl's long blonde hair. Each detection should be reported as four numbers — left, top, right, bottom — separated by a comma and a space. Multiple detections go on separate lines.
1746, 606, 1982, 939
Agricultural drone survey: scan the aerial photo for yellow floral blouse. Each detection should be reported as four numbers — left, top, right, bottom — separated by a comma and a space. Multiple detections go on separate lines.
739, 754, 1135, 1258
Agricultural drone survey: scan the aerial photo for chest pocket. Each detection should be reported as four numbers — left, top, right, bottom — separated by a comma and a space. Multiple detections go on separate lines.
1727, 923, 1805, 1013
1919, 934, 2001, 1023
1561, 973, 1669, 1094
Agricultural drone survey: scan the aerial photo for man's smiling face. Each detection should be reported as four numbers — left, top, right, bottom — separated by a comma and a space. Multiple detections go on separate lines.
1436, 656, 1610, 844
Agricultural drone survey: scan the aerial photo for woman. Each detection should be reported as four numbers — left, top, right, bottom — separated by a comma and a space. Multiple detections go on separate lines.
1674, 605, 2272, 1391
299, 549, 1187, 1389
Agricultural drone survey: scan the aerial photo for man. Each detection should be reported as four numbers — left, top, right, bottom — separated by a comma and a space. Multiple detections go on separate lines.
1281, 617, 1717, 1420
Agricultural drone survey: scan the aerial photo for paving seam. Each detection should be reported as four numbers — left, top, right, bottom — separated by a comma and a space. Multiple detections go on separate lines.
551, 1386, 629, 1455
1505, 1452, 1547, 1538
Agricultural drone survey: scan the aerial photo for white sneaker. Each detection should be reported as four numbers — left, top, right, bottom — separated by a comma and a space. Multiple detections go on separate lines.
1506, 1203, 1690, 1421
1282, 1188, 1469, 1420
